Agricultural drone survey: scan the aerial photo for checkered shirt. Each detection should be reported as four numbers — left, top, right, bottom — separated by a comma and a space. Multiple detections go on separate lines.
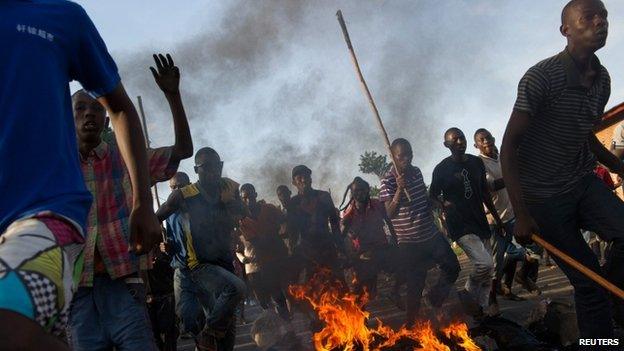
79, 141, 176, 286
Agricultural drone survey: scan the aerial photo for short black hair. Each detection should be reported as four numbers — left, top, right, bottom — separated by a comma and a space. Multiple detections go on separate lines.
473, 128, 491, 141
562, 0, 579, 24
240, 183, 255, 194
276, 185, 291, 194
444, 127, 463, 139
172, 172, 190, 184
390, 138, 412, 151
195, 147, 220, 164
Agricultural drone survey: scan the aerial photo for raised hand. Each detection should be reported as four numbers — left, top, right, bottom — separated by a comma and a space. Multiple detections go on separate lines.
150, 53, 180, 95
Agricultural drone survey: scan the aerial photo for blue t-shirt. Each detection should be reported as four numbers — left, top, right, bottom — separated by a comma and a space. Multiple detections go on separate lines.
0, 0, 120, 234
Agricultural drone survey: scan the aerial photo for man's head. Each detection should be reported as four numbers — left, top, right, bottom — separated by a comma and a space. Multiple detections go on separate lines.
444, 127, 467, 156
72, 90, 107, 144
390, 138, 413, 172
350, 177, 370, 204
292, 165, 312, 194
560, 0, 608, 52
240, 183, 257, 208
276, 185, 291, 207
194, 147, 223, 185
474, 128, 497, 158
169, 172, 190, 191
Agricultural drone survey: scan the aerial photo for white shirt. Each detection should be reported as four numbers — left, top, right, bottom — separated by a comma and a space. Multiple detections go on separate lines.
479, 154, 514, 225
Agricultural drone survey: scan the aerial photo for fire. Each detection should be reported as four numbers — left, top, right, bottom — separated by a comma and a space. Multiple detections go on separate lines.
289, 269, 481, 351
442, 323, 482, 351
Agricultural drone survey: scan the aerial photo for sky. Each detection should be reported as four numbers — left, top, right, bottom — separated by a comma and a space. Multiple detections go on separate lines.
75, 0, 624, 204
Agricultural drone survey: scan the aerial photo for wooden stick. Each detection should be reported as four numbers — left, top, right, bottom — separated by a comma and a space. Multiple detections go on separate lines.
532, 234, 624, 300
137, 96, 166, 241
137, 96, 162, 208
336, 10, 411, 202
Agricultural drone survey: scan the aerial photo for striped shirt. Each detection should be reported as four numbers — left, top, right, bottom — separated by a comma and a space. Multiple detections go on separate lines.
379, 166, 437, 244
513, 48, 611, 201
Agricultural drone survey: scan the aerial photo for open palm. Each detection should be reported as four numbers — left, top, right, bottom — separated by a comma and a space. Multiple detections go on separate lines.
150, 53, 180, 95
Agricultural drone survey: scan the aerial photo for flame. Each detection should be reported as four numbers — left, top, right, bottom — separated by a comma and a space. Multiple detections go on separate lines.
289, 269, 481, 351
441, 322, 481, 351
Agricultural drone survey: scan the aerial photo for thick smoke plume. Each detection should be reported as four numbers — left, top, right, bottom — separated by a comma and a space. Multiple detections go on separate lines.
115, 0, 519, 203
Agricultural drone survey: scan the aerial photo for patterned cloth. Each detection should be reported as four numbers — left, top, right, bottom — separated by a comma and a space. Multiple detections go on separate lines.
80, 140, 176, 287
0, 213, 84, 335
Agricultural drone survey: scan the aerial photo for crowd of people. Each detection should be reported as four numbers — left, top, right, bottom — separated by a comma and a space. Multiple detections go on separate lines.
2, 0, 624, 350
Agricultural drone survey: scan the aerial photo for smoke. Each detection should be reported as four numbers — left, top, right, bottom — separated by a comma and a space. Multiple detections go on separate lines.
115, 0, 521, 203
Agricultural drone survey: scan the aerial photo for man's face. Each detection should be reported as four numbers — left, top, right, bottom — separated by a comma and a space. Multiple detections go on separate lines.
391, 144, 413, 172
445, 130, 467, 156
277, 189, 291, 207
73, 92, 106, 143
352, 183, 369, 204
474, 131, 496, 158
195, 154, 223, 185
292, 174, 312, 193
169, 176, 190, 191
240, 189, 257, 208
562, 0, 608, 51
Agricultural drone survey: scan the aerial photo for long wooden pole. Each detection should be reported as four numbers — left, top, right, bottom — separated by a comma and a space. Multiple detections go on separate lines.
336, 10, 411, 202
532, 234, 624, 300
137, 96, 162, 208
137, 96, 166, 242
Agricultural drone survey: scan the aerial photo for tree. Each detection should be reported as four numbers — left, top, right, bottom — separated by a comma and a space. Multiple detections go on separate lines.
358, 151, 391, 180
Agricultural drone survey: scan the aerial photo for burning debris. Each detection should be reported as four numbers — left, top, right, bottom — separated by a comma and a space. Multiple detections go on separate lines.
289, 269, 481, 351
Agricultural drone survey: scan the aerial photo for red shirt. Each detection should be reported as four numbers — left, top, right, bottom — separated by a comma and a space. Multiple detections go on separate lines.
341, 198, 388, 251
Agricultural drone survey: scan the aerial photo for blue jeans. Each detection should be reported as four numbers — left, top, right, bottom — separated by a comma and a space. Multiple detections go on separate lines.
190, 263, 246, 332
173, 268, 207, 336
527, 174, 624, 339
69, 275, 157, 351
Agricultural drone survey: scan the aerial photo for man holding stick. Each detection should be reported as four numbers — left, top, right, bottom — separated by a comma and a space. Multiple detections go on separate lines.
501, 0, 624, 339
381, 138, 460, 325
69, 54, 193, 350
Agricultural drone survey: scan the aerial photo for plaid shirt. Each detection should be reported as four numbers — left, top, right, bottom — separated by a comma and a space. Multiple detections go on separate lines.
79, 141, 176, 287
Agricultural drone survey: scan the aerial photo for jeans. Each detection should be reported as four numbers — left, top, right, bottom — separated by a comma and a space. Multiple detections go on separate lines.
69, 275, 157, 351
456, 234, 494, 308
399, 234, 460, 325
527, 174, 624, 339
173, 268, 206, 336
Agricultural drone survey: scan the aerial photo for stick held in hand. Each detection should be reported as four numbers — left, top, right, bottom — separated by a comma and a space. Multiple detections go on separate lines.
532, 234, 624, 300
336, 10, 411, 202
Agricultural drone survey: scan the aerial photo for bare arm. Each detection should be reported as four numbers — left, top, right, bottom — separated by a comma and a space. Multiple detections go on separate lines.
384, 173, 405, 218
156, 190, 183, 222
500, 110, 539, 244
590, 134, 624, 176
150, 54, 193, 163
383, 212, 398, 245
98, 83, 160, 254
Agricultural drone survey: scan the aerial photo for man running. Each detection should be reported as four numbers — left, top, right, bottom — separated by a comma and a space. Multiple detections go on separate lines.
501, 0, 624, 338
0, 2, 160, 349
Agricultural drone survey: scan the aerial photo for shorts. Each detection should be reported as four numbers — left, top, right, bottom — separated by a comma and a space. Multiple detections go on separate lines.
0, 213, 84, 335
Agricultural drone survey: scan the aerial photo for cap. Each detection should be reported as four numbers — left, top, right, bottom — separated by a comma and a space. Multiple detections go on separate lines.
291, 165, 312, 179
